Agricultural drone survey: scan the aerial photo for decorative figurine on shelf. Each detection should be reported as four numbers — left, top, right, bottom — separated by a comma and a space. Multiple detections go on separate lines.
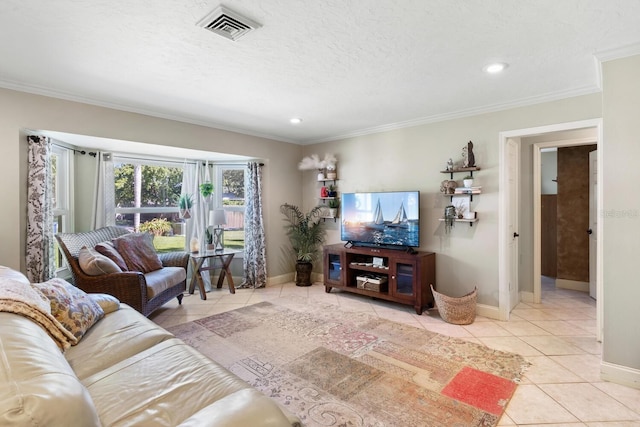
467, 141, 476, 168
321, 186, 329, 197
440, 179, 456, 194
446, 158, 454, 171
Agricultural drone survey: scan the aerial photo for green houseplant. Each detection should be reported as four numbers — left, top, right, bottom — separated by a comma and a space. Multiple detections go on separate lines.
280, 203, 326, 286
199, 182, 214, 198
178, 193, 194, 219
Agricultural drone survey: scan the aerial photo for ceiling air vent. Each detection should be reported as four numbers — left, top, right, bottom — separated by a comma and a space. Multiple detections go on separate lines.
197, 5, 261, 41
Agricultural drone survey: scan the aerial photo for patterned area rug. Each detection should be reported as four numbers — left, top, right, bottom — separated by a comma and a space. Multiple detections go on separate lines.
168, 301, 529, 427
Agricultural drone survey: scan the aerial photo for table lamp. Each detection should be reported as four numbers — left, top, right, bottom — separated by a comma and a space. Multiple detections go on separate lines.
209, 209, 226, 251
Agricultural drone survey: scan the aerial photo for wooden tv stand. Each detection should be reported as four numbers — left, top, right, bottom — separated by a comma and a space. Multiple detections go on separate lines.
323, 243, 436, 315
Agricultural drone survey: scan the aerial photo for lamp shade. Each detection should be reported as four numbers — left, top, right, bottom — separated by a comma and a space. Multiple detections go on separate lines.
209, 209, 227, 226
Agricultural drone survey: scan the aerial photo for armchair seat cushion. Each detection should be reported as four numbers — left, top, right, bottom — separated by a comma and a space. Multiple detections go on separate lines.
145, 266, 186, 299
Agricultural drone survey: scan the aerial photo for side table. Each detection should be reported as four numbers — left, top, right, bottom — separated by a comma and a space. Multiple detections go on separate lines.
188, 249, 241, 300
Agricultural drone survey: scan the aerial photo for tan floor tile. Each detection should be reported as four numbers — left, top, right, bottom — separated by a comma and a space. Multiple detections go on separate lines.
540, 383, 640, 422
531, 320, 593, 336
551, 354, 603, 382
463, 321, 513, 337
499, 320, 552, 336
592, 381, 640, 414
505, 384, 579, 424
522, 356, 585, 384
478, 336, 544, 357
519, 335, 585, 356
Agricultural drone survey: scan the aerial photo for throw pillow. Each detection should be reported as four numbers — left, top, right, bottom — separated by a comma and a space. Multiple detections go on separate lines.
95, 241, 128, 271
78, 246, 122, 276
113, 233, 163, 273
88, 293, 120, 314
31, 278, 105, 342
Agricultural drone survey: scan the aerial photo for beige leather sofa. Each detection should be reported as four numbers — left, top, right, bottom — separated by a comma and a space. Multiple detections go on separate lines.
0, 267, 302, 427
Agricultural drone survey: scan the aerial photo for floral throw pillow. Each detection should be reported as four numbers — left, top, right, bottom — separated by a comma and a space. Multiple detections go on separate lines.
31, 278, 104, 342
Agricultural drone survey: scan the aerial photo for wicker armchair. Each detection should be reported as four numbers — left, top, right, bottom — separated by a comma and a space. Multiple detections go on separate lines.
56, 226, 189, 317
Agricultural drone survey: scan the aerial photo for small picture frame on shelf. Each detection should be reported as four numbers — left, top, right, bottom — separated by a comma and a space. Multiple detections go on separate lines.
372, 257, 384, 267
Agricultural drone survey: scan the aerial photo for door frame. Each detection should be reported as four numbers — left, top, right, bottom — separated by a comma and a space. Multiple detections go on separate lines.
499, 119, 603, 342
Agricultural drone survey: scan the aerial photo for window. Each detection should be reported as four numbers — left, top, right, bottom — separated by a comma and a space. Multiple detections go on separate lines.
51, 145, 73, 270
113, 157, 184, 252
217, 166, 245, 249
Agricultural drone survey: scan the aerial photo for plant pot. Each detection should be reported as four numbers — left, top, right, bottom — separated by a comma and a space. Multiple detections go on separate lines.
179, 208, 191, 219
463, 179, 474, 188
295, 261, 313, 287
326, 171, 337, 180
329, 208, 337, 218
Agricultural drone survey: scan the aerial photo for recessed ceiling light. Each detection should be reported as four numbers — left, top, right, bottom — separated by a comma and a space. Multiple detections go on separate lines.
483, 62, 508, 74
290, 117, 303, 124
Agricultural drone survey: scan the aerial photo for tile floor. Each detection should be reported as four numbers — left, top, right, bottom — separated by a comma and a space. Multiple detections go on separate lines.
150, 277, 640, 426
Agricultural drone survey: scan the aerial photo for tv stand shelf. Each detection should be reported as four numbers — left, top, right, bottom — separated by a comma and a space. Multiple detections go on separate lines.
323, 243, 436, 315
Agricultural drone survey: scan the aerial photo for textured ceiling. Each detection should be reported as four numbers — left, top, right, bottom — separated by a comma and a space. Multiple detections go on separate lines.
2, 0, 640, 145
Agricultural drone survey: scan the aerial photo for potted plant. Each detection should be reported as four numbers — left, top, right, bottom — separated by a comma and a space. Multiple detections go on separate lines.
328, 199, 340, 218
199, 182, 214, 198
178, 193, 194, 219
463, 175, 474, 188
327, 184, 338, 198
280, 203, 327, 286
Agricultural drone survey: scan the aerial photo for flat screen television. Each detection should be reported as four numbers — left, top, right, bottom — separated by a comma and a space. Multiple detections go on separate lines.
341, 191, 420, 249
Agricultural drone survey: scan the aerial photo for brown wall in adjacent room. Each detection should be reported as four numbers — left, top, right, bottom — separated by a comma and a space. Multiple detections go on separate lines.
541, 194, 557, 277
556, 145, 597, 282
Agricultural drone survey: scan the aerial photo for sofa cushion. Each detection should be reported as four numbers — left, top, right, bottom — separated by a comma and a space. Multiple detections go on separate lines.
95, 241, 129, 271
144, 266, 187, 299
113, 233, 163, 273
65, 304, 174, 380
82, 339, 253, 426
32, 278, 104, 342
79, 246, 122, 275
0, 312, 101, 427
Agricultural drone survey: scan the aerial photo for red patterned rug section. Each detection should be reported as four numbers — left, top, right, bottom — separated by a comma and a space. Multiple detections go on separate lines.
441, 366, 517, 416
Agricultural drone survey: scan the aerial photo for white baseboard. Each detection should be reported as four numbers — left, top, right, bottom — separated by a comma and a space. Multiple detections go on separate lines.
556, 278, 589, 292
476, 303, 501, 320
520, 291, 534, 303
601, 360, 640, 390
267, 273, 294, 286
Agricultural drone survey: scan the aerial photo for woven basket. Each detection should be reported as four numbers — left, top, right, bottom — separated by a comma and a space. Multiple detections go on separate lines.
430, 285, 477, 325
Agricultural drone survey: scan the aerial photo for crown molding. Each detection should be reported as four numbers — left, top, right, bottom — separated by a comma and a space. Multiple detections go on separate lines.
594, 42, 640, 63
302, 85, 601, 145
0, 79, 297, 145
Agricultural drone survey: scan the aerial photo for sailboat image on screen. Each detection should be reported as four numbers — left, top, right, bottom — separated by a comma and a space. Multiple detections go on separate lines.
365, 199, 409, 230
365, 199, 386, 230
388, 201, 409, 228
341, 191, 420, 249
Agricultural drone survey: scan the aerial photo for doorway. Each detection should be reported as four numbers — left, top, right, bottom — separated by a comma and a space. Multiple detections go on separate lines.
499, 119, 603, 342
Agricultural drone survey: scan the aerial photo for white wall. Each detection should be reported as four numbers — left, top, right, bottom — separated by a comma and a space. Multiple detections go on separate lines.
0, 88, 302, 279
602, 54, 640, 378
305, 94, 602, 308
541, 151, 558, 195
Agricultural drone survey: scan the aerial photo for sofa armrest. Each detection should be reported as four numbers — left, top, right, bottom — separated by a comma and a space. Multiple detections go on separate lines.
159, 251, 190, 270
71, 271, 148, 313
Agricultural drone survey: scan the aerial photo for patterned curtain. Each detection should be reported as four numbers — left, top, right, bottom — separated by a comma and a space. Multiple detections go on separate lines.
239, 162, 267, 288
26, 135, 55, 282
